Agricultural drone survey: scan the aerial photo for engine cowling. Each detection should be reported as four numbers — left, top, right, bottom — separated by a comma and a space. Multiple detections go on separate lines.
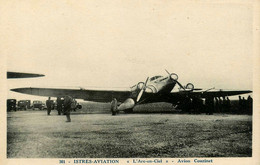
186, 83, 194, 91
137, 82, 144, 90
117, 98, 135, 111
170, 73, 178, 81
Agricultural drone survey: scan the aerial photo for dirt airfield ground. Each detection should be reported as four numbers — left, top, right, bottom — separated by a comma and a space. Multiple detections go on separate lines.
7, 102, 252, 158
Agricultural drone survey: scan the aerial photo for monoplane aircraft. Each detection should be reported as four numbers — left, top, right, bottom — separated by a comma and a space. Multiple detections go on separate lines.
11, 70, 252, 115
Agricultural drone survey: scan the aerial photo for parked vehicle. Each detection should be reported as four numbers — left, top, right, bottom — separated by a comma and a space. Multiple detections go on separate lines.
17, 100, 31, 110
32, 100, 45, 110
7, 99, 16, 111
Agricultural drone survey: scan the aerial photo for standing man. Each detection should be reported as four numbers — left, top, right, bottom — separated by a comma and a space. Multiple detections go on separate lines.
209, 96, 214, 115
205, 97, 209, 115
46, 97, 52, 115
226, 97, 231, 113
242, 97, 246, 113
238, 96, 242, 113
223, 97, 227, 113
56, 97, 62, 115
184, 95, 192, 113
247, 95, 253, 114
218, 97, 223, 113
64, 95, 73, 122
215, 97, 219, 113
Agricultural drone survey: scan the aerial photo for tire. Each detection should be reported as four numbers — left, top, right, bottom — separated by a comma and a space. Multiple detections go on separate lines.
77, 105, 82, 109
124, 108, 134, 114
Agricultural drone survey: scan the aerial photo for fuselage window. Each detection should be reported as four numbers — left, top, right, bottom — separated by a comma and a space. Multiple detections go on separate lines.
150, 76, 163, 81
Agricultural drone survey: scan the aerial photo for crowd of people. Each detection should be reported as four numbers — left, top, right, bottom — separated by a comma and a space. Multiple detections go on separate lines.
179, 95, 253, 115
238, 95, 253, 114
46, 96, 76, 122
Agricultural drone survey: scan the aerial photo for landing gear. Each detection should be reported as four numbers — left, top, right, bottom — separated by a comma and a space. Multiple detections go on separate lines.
111, 98, 118, 116
124, 108, 133, 114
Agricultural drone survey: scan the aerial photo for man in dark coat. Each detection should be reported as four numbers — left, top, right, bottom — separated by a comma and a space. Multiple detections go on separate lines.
218, 97, 223, 113
56, 97, 62, 115
238, 96, 242, 112
226, 97, 231, 113
214, 97, 219, 113
247, 95, 253, 114
64, 96, 73, 122
46, 97, 52, 115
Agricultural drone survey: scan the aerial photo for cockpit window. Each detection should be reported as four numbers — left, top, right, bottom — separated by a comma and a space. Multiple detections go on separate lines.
150, 76, 163, 81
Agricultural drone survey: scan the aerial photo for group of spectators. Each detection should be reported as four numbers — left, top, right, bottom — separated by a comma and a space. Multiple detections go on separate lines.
179, 95, 253, 115
238, 95, 253, 114
46, 96, 74, 122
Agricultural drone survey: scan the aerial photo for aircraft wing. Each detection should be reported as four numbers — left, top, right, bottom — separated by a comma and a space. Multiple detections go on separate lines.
169, 89, 252, 98
10, 87, 252, 104
7, 72, 45, 79
11, 87, 132, 102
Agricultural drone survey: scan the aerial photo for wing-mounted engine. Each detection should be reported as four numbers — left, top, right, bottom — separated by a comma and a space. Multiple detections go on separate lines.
169, 73, 178, 81
177, 83, 195, 92
185, 83, 194, 91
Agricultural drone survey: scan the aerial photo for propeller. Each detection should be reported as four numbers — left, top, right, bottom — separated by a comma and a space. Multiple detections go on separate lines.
136, 77, 149, 102
165, 69, 170, 75
165, 69, 186, 90
176, 81, 186, 90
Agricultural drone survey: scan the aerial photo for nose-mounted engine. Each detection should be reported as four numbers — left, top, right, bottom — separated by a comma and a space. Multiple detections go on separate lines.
131, 82, 145, 92
118, 81, 147, 112
137, 82, 144, 90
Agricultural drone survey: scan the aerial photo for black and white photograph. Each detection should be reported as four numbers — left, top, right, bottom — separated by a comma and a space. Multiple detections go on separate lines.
1, 0, 259, 165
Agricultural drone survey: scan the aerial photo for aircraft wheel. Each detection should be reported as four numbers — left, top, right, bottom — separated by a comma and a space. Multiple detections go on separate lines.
124, 108, 133, 114
111, 98, 118, 116
77, 105, 82, 109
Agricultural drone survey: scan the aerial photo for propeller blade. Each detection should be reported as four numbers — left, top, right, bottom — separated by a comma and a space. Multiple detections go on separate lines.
136, 89, 144, 102
144, 77, 149, 86
176, 81, 186, 90
165, 69, 193, 91
165, 69, 170, 75
136, 77, 149, 102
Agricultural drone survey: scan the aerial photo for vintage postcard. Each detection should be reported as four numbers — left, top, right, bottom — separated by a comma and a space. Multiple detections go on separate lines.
0, 0, 259, 165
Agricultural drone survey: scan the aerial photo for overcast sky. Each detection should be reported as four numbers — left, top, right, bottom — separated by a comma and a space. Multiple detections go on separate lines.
2, 1, 253, 100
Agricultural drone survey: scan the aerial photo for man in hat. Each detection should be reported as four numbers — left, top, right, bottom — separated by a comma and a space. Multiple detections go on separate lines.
46, 97, 52, 115
56, 97, 62, 115
64, 95, 73, 122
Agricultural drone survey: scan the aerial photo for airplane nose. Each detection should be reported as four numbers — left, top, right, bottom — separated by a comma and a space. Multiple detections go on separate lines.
145, 88, 153, 93
145, 86, 157, 93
